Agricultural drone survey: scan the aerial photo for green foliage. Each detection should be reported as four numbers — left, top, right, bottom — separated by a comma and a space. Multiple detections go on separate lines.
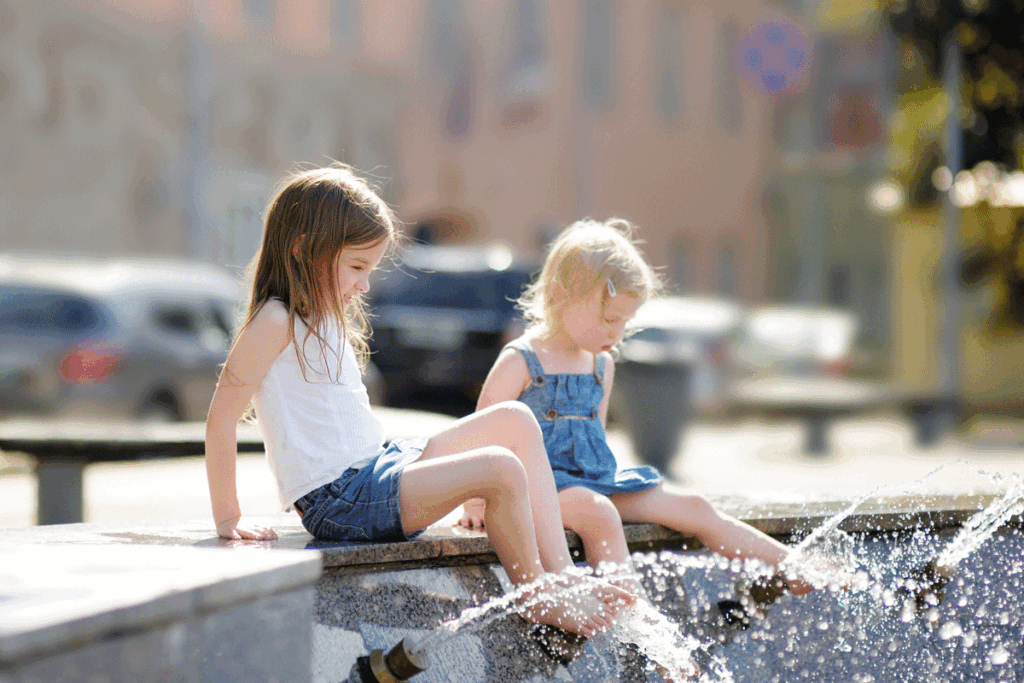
884, 0, 1024, 171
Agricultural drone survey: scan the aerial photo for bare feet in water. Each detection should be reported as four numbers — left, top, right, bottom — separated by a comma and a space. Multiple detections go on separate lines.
517, 574, 637, 638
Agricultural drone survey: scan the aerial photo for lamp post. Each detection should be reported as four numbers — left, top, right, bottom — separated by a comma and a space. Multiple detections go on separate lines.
937, 36, 963, 439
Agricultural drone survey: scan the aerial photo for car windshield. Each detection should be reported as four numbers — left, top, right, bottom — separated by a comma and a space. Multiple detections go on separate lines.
740, 310, 857, 361
372, 268, 532, 312
0, 286, 106, 336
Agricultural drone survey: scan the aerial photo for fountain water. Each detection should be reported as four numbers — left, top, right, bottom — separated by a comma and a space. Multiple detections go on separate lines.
327, 466, 1023, 683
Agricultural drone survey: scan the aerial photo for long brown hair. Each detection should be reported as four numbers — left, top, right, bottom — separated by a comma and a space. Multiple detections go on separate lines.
240, 164, 396, 380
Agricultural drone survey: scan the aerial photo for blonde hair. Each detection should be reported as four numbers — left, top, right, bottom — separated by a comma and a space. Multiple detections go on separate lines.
238, 163, 397, 381
518, 218, 663, 337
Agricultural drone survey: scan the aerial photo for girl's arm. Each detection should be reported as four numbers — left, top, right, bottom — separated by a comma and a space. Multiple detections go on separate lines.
476, 346, 532, 411
597, 352, 615, 429
457, 346, 532, 530
205, 300, 290, 540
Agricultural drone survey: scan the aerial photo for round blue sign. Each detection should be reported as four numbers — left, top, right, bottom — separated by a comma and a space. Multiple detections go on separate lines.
737, 20, 810, 95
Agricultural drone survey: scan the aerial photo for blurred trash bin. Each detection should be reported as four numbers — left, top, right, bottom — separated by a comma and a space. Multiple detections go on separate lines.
614, 338, 695, 475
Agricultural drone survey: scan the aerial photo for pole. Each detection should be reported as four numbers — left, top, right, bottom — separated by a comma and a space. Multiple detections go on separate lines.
183, 23, 211, 261
939, 36, 962, 437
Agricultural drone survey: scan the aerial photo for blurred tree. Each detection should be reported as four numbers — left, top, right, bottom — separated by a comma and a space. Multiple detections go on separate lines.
884, 0, 1024, 172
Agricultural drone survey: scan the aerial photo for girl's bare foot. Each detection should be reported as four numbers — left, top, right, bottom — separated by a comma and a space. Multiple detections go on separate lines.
517, 575, 636, 637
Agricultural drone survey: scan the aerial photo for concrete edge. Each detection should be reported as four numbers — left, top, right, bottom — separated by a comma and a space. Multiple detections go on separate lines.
0, 545, 321, 666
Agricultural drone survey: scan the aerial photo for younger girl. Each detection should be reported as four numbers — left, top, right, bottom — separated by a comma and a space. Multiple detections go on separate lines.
459, 218, 814, 604
204, 166, 634, 638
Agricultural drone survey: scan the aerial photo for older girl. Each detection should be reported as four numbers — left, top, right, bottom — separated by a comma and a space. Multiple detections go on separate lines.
204, 166, 633, 637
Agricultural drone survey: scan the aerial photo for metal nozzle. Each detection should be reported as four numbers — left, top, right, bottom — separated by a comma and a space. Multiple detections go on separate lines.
362, 637, 429, 683
898, 559, 954, 613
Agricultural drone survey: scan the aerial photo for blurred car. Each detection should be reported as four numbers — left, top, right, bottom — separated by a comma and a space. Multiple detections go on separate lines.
611, 296, 744, 419
0, 255, 244, 423
366, 243, 537, 405
728, 305, 862, 384
608, 295, 743, 472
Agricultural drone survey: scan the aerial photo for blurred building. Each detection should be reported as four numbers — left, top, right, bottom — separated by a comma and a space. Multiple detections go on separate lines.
392, 0, 780, 305
0, 0, 894, 328
761, 2, 895, 372
0, 0, 404, 270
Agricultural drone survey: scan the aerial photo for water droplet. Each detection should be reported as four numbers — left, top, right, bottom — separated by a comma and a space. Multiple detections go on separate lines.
937, 620, 962, 640
989, 645, 1009, 665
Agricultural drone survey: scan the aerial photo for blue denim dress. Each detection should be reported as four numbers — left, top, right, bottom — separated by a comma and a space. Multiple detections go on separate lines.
506, 338, 661, 495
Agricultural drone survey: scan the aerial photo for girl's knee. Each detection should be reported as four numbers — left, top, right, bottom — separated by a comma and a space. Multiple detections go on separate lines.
563, 490, 622, 534
685, 494, 725, 524
488, 401, 539, 432
479, 447, 528, 493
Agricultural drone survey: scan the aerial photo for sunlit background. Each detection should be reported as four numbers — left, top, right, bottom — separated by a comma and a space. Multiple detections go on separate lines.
2, 0, 1024, 526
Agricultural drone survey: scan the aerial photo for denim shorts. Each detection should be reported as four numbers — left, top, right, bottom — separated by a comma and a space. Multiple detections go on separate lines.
294, 437, 428, 542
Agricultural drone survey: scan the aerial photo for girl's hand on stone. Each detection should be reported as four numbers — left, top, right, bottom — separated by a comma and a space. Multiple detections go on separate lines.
456, 498, 487, 531
217, 515, 278, 541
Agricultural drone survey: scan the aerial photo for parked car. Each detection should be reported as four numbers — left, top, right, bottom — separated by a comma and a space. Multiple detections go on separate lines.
0, 255, 245, 423
611, 295, 744, 420
609, 296, 743, 473
728, 305, 862, 383
366, 244, 537, 406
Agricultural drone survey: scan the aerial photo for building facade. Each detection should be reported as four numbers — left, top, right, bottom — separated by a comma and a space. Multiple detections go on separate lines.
0, 0, 894, 328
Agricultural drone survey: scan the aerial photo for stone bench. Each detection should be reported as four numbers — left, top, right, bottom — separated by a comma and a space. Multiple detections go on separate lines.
0, 408, 457, 525
727, 379, 957, 456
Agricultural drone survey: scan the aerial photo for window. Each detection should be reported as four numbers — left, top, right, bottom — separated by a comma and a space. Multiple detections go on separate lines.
717, 17, 744, 136
332, 0, 360, 43
652, 4, 687, 124
504, 0, 547, 90
827, 263, 851, 307
500, 0, 549, 128
670, 236, 692, 292
426, 0, 474, 138
0, 287, 104, 336
427, 0, 465, 80
580, 0, 614, 111
248, 0, 272, 22
718, 245, 736, 296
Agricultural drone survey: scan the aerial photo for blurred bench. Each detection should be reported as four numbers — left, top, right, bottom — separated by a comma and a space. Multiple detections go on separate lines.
727, 378, 890, 456
0, 421, 263, 525
0, 408, 457, 525
727, 379, 964, 456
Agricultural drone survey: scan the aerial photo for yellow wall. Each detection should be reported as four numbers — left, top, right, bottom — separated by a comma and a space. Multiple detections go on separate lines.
890, 210, 943, 394
892, 205, 1024, 413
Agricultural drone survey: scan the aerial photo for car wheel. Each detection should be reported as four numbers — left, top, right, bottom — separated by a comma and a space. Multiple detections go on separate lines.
381, 372, 415, 407
138, 390, 183, 423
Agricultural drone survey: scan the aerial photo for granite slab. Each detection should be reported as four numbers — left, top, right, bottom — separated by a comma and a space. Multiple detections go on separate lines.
0, 543, 321, 666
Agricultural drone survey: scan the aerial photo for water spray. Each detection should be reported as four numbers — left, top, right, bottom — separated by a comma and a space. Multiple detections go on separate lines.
530, 624, 587, 665
717, 573, 788, 629
897, 559, 955, 614
357, 637, 429, 683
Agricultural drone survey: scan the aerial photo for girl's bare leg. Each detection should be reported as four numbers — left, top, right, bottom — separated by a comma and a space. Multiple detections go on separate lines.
405, 402, 575, 571
398, 402, 634, 634
558, 487, 646, 596
612, 483, 812, 594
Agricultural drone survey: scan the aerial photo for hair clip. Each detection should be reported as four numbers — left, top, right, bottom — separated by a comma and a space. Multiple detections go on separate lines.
606, 278, 617, 298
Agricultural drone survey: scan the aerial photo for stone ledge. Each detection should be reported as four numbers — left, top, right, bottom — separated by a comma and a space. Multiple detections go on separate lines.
1, 492, 1014, 574
0, 544, 321, 666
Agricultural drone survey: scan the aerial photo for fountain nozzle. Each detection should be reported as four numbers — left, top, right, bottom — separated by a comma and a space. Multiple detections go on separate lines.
359, 637, 429, 683
900, 559, 954, 613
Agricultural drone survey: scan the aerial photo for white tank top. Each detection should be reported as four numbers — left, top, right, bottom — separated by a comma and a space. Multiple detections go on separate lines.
252, 315, 385, 510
